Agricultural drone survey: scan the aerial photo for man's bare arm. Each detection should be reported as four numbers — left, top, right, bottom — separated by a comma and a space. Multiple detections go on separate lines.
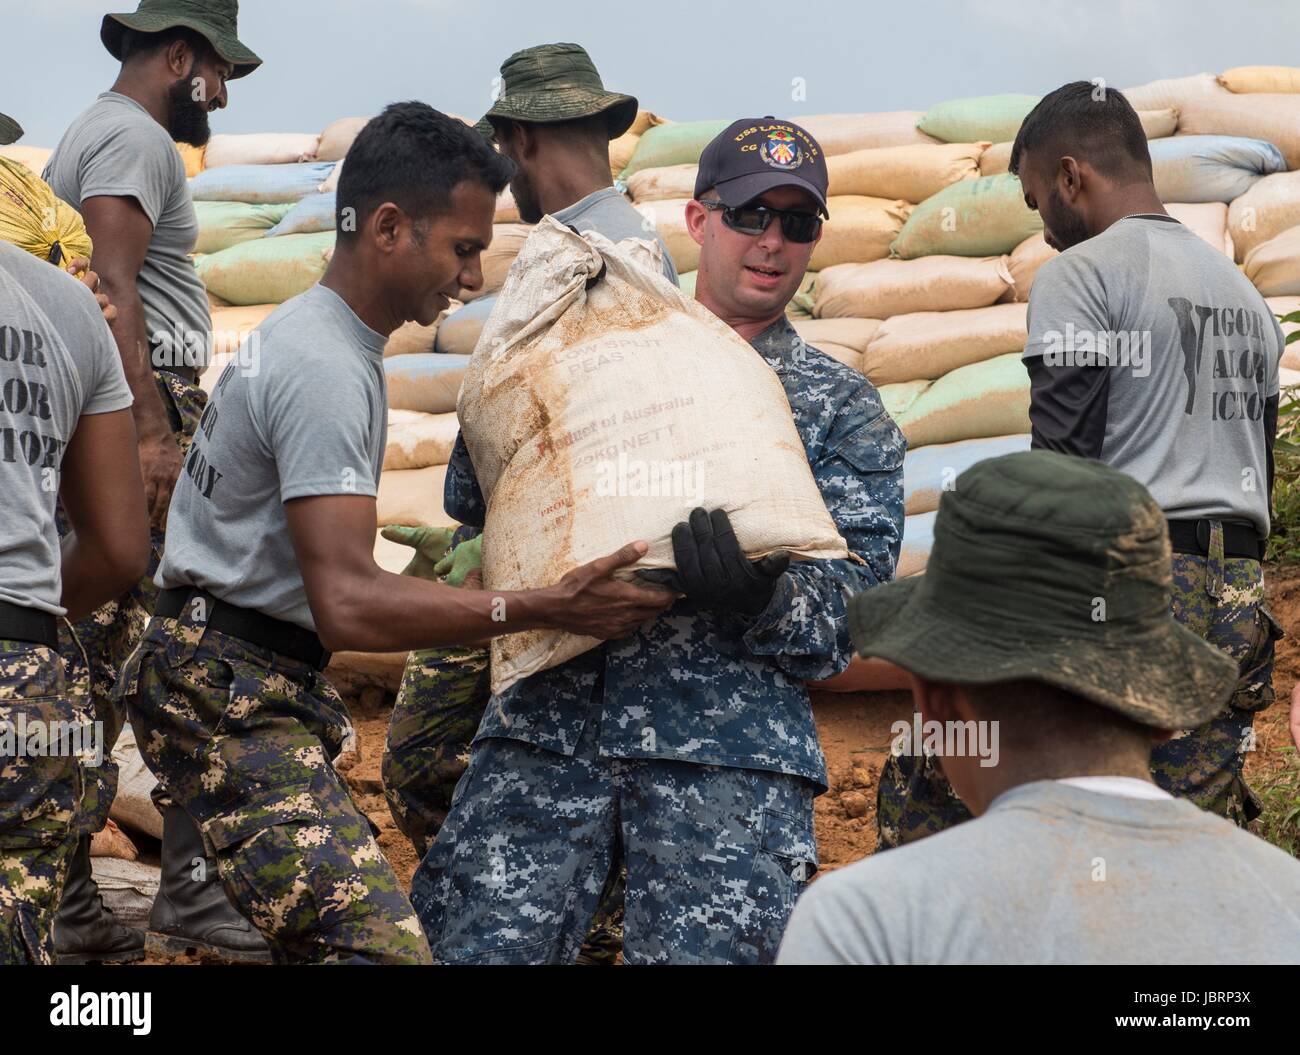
79, 195, 183, 530
59, 409, 150, 622
285, 494, 674, 653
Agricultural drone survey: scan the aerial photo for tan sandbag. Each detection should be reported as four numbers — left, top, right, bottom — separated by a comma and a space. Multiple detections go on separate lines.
0, 144, 52, 174
207, 289, 232, 310
1001, 233, 1058, 302
1228, 171, 1300, 262
1121, 73, 1222, 113
108, 725, 162, 840
827, 142, 986, 203
461, 223, 533, 302
891, 352, 1031, 449
460, 219, 849, 693
1269, 296, 1300, 369
386, 355, 468, 414
317, 117, 370, 161
495, 186, 521, 224
384, 409, 460, 471
1243, 226, 1300, 296
90, 819, 138, 861
811, 343, 862, 370
1164, 202, 1231, 256
625, 163, 697, 203
798, 112, 941, 154
209, 303, 277, 358
1219, 66, 1300, 94
877, 379, 932, 420
204, 132, 321, 168
635, 197, 697, 272
861, 302, 1028, 386
386, 317, 438, 358
792, 318, 883, 355
376, 464, 452, 529
811, 195, 912, 269
814, 255, 1012, 319
1138, 108, 1180, 139
979, 141, 1013, 177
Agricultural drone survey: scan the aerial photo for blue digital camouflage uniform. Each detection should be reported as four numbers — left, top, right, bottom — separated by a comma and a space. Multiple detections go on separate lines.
411, 317, 906, 963
117, 610, 432, 964
57, 370, 205, 837
876, 524, 1283, 849
0, 642, 81, 964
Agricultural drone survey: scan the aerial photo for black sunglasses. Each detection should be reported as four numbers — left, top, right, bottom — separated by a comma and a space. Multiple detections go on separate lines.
698, 199, 822, 244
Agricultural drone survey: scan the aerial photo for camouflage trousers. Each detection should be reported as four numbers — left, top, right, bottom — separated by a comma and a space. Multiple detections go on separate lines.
877, 550, 1283, 848
117, 611, 432, 964
410, 717, 819, 965
0, 644, 81, 964
57, 370, 206, 837
384, 646, 626, 964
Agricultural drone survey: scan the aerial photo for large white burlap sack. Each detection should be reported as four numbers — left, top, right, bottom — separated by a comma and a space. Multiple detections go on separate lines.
1003, 233, 1058, 302
891, 352, 1032, 448
460, 223, 533, 302
826, 142, 986, 203
625, 164, 698, 203
861, 302, 1028, 385
1164, 202, 1232, 256
460, 218, 850, 692
384, 410, 460, 471
1244, 226, 1300, 296
811, 196, 913, 269
204, 132, 320, 168
1228, 171, 1300, 262
814, 255, 1012, 319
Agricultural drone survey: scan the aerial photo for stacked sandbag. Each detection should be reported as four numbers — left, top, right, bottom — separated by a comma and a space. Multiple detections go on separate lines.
860, 302, 1028, 385
889, 352, 1032, 449
190, 162, 337, 203
317, 117, 369, 162
814, 255, 1013, 318
790, 318, 883, 371
1243, 226, 1300, 296
385, 353, 471, 414
460, 223, 533, 302
196, 231, 334, 305
1164, 202, 1233, 256
384, 409, 461, 471
891, 172, 1042, 258
620, 119, 730, 178
203, 132, 320, 168
1149, 135, 1285, 203
799, 112, 940, 154
385, 309, 460, 359
916, 94, 1040, 143
435, 296, 495, 355
1003, 233, 1057, 302
625, 163, 696, 203
903, 434, 1032, 515
265, 192, 336, 237
1228, 170, 1300, 261
376, 464, 452, 529
1219, 66, 1300, 94
826, 142, 986, 202
194, 200, 292, 253
200, 303, 279, 394
812, 196, 913, 269
610, 110, 668, 179
634, 197, 699, 272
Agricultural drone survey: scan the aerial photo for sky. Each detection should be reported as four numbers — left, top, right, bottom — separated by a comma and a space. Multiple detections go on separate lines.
9, 0, 1300, 146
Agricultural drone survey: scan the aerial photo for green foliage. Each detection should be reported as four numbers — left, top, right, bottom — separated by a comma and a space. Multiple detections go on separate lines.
1266, 312, 1300, 564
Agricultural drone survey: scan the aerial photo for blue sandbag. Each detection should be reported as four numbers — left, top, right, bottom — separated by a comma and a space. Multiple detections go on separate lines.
189, 162, 336, 204
384, 353, 473, 413
1150, 135, 1285, 204
265, 191, 337, 237
435, 294, 496, 355
903, 434, 1031, 516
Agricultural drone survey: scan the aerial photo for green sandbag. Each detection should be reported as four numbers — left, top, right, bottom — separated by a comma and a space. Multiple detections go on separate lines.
891, 352, 1030, 449
916, 93, 1040, 143
620, 119, 731, 179
195, 231, 335, 306
194, 200, 292, 255
890, 172, 1042, 259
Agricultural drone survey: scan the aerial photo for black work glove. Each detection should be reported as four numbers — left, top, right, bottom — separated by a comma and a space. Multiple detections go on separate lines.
639, 508, 789, 616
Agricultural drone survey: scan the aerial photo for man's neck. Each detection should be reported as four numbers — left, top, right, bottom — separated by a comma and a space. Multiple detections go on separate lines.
965, 751, 1155, 815
109, 72, 169, 130
694, 288, 784, 343
1091, 187, 1169, 236
537, 165, 612, 217
320, 255, 399, 338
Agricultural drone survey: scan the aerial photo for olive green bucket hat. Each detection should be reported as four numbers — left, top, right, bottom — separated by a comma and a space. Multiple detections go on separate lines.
479, 42, 637, 141
0, 113, 22, 146
846, 450, 1238, 730
101, 0, 262, 79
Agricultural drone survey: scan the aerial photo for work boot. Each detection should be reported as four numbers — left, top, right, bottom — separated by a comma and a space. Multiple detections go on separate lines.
148, 804, 272, 963
54, 835, 146, 964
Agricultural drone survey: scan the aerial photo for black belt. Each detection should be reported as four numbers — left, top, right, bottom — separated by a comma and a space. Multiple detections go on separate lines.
156, 588, 330, 670
0, 601, 57, 649
1167, 519, 1263, 562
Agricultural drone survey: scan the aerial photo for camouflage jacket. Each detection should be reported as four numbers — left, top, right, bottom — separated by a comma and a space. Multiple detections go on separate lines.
444, 317, 905, 789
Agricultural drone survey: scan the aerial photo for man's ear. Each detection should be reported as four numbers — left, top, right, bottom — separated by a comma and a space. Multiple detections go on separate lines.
1059, 156, 1084, 201
910, 673, 954, 725
684, 199, 709, 247
165, 38, 193, 79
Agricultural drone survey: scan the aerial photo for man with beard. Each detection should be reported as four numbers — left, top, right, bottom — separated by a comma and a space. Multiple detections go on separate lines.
384, 43, 676, 964
875, 82, 1285, 849
43, 0, 268, 963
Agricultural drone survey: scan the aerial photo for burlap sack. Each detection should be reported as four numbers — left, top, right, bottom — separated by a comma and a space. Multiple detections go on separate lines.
860, 302, 1028, 385
815, 254, 1012, 318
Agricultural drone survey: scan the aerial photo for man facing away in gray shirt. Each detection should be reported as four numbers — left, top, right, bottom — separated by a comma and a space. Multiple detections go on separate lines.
778, 451, 1300, 965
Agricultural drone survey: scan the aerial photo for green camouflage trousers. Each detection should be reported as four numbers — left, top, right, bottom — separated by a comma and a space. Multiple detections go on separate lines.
0, 643, 81, 964
877, 550, 1283, 848
385, 645, 626, 964
57, 370, 205, 837
118, 611, 432, 964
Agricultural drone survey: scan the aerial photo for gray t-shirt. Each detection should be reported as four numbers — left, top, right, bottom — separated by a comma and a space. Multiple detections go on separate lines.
156, 284, 388, 630
778, 781, 1300, 964
0, 241, 132, 615
554, 186, 679, 285
45, 91, 212, 374
1023, 215, 1282, 536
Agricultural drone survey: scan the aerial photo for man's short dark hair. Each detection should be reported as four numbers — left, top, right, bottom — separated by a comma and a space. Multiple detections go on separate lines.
1010, 81, 1152, 183
338, 102, 516, 241
119, 26, 215, 67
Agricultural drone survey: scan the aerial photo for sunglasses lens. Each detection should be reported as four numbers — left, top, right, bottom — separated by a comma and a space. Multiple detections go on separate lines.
723, 206, 771, 235
780, 213, 821, 243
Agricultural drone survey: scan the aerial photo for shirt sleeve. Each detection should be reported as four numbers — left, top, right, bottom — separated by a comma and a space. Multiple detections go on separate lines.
1025, 356, 1110, 458
75, 121, 174, 225
741, 386, 906, 680
261, 358, 380, 503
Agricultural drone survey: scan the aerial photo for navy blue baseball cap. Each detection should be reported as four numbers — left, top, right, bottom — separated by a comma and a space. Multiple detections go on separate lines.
694, 117, 829, 218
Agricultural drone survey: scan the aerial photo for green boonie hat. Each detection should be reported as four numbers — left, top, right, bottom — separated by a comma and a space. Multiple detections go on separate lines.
478, 42, 637, 142
0, 113, 22, 146
846, 450, 1238, 730
101, 0, 262, 80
